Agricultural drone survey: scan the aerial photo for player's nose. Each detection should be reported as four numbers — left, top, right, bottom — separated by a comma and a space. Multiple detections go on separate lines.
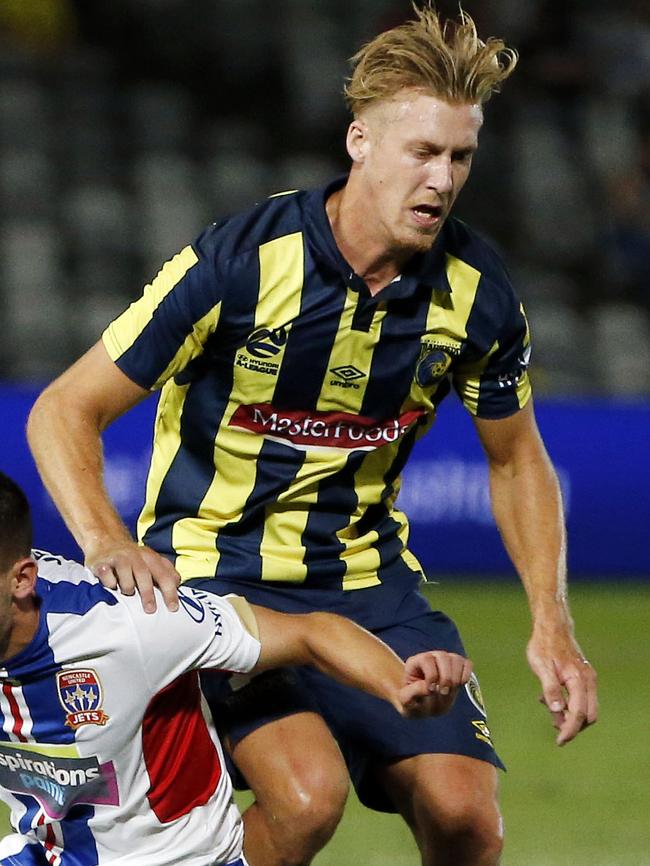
427, 156, 453, 194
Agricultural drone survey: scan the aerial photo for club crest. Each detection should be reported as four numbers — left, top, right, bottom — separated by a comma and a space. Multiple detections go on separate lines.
415, 336, 461, 388
465, 672, 487, 717
57, 669, 110, 730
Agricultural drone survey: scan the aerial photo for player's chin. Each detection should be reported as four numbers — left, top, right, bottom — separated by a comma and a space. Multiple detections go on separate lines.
398, 225, 442, 255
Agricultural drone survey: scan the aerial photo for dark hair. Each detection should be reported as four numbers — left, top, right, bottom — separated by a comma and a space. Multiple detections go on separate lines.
0, 472, 32, 568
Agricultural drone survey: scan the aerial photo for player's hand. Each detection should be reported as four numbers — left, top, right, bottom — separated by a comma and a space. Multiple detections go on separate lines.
86, 541, 181, 614
527, 627, 598, 746
397, 651, 472, 718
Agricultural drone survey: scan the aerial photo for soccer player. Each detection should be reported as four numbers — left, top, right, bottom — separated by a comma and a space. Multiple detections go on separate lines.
0, 470, 470, 865
27, 5, 598, 866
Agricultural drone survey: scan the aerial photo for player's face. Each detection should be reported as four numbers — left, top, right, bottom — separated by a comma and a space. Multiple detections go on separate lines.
348, 90, 483, 255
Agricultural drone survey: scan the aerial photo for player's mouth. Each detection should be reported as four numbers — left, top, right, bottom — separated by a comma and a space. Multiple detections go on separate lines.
411, 204, 444, 229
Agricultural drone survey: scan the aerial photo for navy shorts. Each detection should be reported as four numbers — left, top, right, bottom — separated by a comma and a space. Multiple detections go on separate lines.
192, 577, 505, 813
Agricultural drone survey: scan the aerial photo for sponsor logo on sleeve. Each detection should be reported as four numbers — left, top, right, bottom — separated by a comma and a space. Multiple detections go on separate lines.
177, 587, 206, 623
181, 588, 224, 635
229, 404, 425, 452
57, 670, 109, 730
0, 742, 119, 819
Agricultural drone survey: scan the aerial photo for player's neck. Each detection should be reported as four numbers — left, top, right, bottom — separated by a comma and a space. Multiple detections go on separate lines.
0, 605, 39, 662
326, 186, 408, 296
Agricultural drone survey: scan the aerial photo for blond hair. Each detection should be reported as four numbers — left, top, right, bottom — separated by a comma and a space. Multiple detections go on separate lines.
344, 3, 518, 115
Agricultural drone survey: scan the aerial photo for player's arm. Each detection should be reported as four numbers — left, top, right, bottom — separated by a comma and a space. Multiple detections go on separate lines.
247, 603, 473, 718
26, 341, 180, 613
473, 400, 598, 745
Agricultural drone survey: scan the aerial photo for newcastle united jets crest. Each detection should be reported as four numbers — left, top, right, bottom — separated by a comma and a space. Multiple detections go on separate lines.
57, 669, 110, 730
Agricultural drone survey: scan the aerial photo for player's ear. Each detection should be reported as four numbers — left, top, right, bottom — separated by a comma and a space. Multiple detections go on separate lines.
11, 557, 38, 600
346, 118, 371, 164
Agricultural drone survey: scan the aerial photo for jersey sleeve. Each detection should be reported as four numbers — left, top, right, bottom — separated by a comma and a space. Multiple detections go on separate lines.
452, 298, 532, 419
120, 586, 261, 694
101, 224, 225, 390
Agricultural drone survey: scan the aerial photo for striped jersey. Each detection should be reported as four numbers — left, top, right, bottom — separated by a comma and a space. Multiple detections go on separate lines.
103, 177, 531, 589
0, 551, 260, 866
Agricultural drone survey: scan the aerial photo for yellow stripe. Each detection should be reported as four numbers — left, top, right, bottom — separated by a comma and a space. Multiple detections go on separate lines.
152, 300, 222, 390
318, 289, 385, 413
429, 253, 481, 337
517, 303, 533, 409
337, 441, 404, 589
254, 233, 314, 582
261, 449, 351, 583
455, 339, 497, 416
103, 246, 199, 362
173, 408, 267, 581
515, 371, 532, 409
229, 232, 304, 407
172, 233, 306, 578
137, 381, 188, 542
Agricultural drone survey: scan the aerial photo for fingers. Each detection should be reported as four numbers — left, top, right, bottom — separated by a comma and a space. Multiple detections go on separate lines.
533, 655, 598, 746
400, 651, 472, 717
88, 544, 180, 614
555, 659, 598, 746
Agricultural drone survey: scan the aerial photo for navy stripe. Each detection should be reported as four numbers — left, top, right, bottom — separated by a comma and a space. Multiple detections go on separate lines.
272, 244, 346, 410
361, 287, 432, 419
215, 439, 305, 581
143, 253, 261, 559
302, 451, 366, 587
115, 246, 221, 390
463, 274, 527, 418
355, 421, 422, 569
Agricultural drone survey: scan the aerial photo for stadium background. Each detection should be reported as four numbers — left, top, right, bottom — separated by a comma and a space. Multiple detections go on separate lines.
0, 1, 649, 863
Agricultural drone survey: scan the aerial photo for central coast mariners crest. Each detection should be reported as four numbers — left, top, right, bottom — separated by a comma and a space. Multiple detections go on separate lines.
57, 669, 109, 730
415, 335, 462, 388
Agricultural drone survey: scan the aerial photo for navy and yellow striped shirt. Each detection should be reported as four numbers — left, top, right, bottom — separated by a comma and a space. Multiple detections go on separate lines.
103, 178, 531, 589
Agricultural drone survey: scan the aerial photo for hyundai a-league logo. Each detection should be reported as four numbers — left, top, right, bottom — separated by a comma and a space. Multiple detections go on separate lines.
57, 669, 109, 730
246, 326, 288, 358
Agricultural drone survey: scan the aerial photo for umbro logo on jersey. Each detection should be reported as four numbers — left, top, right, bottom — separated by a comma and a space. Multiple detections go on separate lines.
331, 365, 365, 381
57, 669, 109, 730
330, 365, 366, 390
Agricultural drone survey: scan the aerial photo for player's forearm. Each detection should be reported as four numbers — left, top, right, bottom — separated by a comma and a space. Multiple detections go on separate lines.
261, 611, 407, 711
304, 613, 407, 709
27, 385, 132, 555
489, 451, 574, 633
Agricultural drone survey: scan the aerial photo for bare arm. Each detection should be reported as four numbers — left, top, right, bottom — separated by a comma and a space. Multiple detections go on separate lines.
474, 400, 597, 745
249, 605, 472, 718
26, 341, 180, 612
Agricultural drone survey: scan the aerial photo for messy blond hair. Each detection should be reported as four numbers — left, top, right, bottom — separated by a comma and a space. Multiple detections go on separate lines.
344, 3, 518, 115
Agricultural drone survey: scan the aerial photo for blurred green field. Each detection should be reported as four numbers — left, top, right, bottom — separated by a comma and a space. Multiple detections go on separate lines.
3, 581, 649, 865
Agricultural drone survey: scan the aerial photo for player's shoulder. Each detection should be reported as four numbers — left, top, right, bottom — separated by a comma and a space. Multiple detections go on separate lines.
193, 188, 310, 269
442, 218, 513, 289
33, 549, 119, 616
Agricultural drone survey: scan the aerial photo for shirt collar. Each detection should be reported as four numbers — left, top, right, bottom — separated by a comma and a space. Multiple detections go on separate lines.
304, 175, 452, 298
